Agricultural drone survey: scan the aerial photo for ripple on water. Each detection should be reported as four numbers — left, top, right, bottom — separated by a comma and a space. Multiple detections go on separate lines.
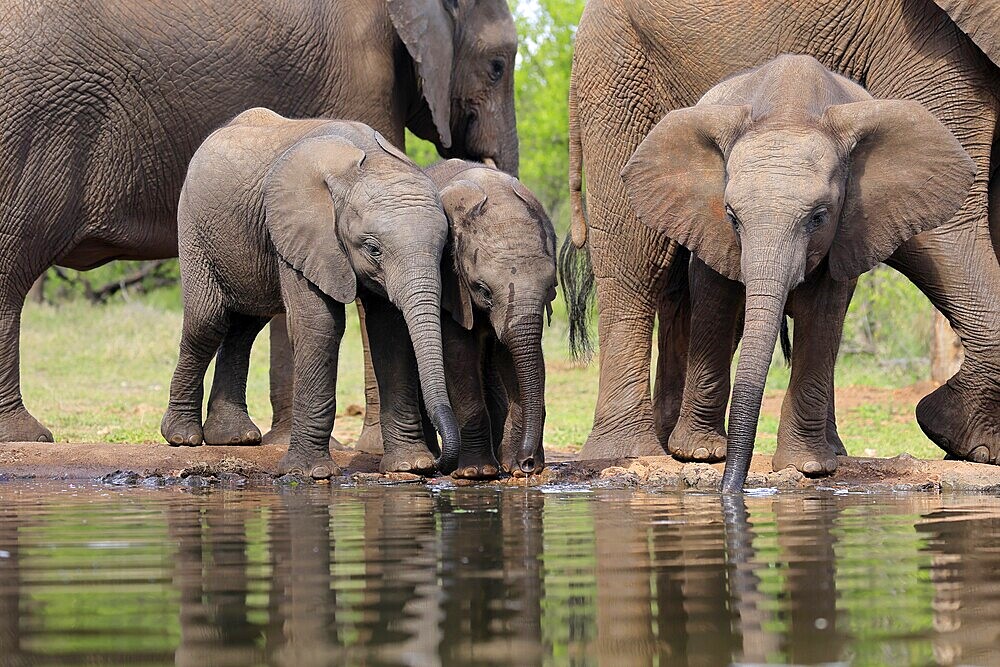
1, 483, 999, 665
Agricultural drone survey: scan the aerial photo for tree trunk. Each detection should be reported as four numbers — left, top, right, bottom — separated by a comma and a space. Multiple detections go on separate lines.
931, 312, 963, 384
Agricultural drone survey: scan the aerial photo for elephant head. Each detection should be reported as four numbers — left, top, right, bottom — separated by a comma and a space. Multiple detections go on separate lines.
264, 127, 461, 473
432, 161, 557, 473
622, 55, 975, 491
388, 0, 519, 174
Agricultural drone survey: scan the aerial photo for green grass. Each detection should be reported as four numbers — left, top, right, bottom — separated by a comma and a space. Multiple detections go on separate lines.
19, 282, 942, 459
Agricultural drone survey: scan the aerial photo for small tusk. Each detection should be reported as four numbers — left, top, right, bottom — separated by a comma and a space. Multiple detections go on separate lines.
482, 157, 497, 169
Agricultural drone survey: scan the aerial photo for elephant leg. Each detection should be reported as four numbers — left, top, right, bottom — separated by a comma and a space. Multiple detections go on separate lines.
443, 319, 499, 480
262, 316, 293, 446
275, 266, 342, 479
887, 215, 1000, 464
652, 247, 691, 444
482, 339, 509, 457
668, 258, 740, 462
773, 272, 853, 476
263, 316, 350, 449
0, 258, 53, 443
203, 313, 269, 445
359, 293, 436, 475
355, 301, 384, 454
162, 299, 230, 447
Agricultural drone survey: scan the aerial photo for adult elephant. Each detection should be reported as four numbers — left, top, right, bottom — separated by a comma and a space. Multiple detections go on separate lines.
566, 0, 1000, 465
0, 0, 518, 443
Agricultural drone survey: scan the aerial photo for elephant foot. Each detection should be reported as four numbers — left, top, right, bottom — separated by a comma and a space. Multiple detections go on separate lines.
277, 447, 340, 479
666, 420, 726, 463
917, 381, 1000, 465
453, 451, 501, 480
0, 406, 53, 443
579, 421, 665, 460
500, 445, 545, 477
773, 436, 838, 477
380, 445, 436, 475
203, 404, 261, 446
355, 421, 384, 455
261, 419, 291, 446
161, 409, 203, 447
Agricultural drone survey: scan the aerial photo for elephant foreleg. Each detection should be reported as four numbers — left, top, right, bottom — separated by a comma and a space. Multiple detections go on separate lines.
668, 258, 741, 463
275, 265, 342, 479
203, 313, 269, 445
443, 319, 499, 480
773, 271, 853, 476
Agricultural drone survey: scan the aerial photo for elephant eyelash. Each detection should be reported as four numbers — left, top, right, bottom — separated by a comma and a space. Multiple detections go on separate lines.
362, 239, 382, 262
725, 205, 741, 231
475, 281, 493, 305
805, 208, 829, 233
488, 58, 505, 83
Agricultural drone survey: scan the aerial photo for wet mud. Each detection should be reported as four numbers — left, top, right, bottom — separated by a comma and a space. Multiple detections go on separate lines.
3, 441, 1000, 492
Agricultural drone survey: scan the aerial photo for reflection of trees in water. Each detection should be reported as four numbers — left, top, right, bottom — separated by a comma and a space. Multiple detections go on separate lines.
917, 504, 1000, 666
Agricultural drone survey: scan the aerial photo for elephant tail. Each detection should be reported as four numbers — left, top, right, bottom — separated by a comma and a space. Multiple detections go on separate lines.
559, 236, 595, 361
560, 74, 596, 362
780, 316, 792, 366
568, 75, 587, 249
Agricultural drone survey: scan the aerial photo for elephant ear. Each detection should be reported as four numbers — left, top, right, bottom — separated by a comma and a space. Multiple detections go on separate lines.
932, 0, 1000, 68
264, 136, 365, 304
388, 0, 454, 149
439, 178, 487, 329
822, 100, 976, 282
622, 105, 752, 281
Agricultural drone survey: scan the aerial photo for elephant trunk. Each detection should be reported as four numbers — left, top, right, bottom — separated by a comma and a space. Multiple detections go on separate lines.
720, 273, 791, 493
388, 257, 461, 474
501, 306, 546, 473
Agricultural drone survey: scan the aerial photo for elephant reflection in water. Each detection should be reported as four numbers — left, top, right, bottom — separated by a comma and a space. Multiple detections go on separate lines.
0, 508, 26, 665
435, 489, 545, 663
917, 505, 1000, 666
167, 495, 265, 667
588, 492, 847, 666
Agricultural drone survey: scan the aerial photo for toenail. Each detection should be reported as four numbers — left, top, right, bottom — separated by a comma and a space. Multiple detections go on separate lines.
398, 462, 412, 471
170, 435, 183, 445
713, 446, 726, 459
311, 465, 332, 479
693, 447, 709, 459
484, 466, 498, 476
970, 446, 991, 463
802, 461, 821, 474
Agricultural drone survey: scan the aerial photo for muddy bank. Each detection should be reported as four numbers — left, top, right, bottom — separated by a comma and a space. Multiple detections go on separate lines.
2, 441, 1000, 492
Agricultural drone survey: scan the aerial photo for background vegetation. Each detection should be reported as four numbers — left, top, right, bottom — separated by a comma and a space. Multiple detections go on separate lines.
21, 0, 941, 457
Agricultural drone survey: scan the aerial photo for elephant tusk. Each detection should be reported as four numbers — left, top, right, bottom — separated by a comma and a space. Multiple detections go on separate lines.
481, 157, 497, 169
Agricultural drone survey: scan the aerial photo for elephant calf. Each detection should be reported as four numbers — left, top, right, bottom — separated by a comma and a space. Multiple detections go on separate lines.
380, 160, 557, 479
622, 55, 975, 491
161, 108, 460, 478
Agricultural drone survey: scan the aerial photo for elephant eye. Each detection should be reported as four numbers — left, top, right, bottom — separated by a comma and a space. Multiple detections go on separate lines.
475, 280, 493, 306
725, 205, 741, 231
805, 207, 829, 233
362, 239, 382, 262
488, 58, 505, 84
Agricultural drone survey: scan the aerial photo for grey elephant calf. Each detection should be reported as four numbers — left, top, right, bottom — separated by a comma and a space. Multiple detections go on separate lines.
377, 160, 557, 479
622, 55, 975, 491
161, 108, 460, 478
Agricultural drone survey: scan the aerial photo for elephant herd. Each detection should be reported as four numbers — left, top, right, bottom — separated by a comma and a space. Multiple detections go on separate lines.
1, 0, 998, 491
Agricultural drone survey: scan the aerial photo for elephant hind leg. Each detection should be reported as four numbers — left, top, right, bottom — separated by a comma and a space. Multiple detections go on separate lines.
653, 246, 691, 445
203, 313, 269, 445
0, 270, 53, 443
162, 298, 230, 447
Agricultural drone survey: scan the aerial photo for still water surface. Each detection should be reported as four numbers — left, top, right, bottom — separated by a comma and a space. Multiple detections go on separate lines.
1, 483, 999, 665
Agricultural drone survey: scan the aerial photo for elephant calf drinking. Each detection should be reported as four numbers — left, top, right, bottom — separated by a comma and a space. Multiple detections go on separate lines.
426, 160, 557, 479
161, 108, 461, 478
622, 55, 975, 491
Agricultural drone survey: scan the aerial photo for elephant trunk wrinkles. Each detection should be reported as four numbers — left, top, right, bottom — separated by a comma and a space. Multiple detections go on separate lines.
502, 308, 545, 472
389, 266, 461, 474
720, 273, 790, 493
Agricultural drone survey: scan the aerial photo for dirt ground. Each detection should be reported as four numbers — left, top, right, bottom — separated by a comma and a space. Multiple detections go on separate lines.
3, 438, 1000, 492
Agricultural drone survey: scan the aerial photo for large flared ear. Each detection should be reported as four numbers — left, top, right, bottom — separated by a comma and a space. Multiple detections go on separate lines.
621, 105, 752, 281
264, 136, 366, 304
439, 179, 487, 329
932, 0, 1000, 68
822, 100, 975, 281
388, 0, 454, 149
